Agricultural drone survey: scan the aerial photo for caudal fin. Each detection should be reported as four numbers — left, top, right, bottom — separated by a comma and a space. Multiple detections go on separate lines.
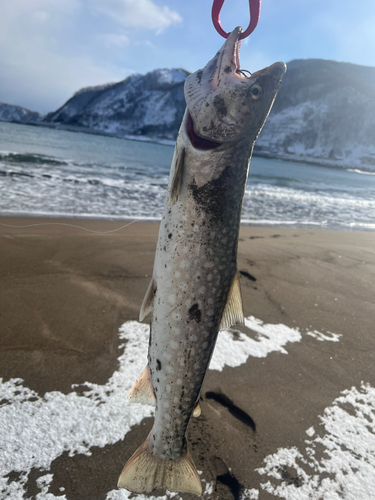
117, 434, 202, 496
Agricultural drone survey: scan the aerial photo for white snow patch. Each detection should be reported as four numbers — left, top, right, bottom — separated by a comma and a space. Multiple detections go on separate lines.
142, 91, 176, 125
306, 330, 342, 342
35, 474, 55, 499
104, 477, 213, 500
257, 382, 375, 499
305, 426, 315, 437
211, 316, 307, 371
241, 489, 259, 499
0, 321, 153, 499
154, 69, 187, 85
0, 317, 340, 498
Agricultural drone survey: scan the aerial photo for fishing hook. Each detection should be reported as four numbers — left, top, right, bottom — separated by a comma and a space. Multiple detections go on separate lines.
236, 68, 252, 77
211, 0, 261, 39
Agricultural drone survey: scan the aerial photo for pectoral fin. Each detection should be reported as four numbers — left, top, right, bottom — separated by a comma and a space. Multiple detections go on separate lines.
127, 365, 156, 406
139, 278, 155, 322
219, 273, 244, 331
169, 147, 185, 206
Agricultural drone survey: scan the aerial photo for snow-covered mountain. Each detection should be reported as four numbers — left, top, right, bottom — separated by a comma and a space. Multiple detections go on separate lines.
41, 61, 375, 168
44, 69, 189, 140
0, 103, 42, 123
256, 59, 375, 168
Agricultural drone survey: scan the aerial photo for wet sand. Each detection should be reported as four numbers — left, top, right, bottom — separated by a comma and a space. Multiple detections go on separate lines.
1, 217, 375, 499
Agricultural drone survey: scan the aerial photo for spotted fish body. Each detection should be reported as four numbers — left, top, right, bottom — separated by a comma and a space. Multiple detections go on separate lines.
118, 27, 286, 496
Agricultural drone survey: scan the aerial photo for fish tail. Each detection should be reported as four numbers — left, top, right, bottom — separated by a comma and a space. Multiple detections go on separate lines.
117, 433, 202, 496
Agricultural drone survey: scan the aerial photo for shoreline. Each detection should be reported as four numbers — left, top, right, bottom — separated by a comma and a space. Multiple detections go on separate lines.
1, 212, 374, 232
3, 118, 374, 172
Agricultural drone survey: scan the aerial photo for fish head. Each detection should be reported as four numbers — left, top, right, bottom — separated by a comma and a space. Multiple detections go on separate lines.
184, 27, 286, 146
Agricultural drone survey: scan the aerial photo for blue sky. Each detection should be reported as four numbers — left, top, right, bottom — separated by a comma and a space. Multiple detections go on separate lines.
1, 0, 375, 114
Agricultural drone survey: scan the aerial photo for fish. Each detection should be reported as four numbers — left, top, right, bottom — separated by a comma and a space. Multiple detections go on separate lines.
118, 26, 286, 496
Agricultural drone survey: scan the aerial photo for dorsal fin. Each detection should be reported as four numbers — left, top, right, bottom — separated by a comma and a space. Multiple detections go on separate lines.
139, 278, 155, 322
169, 147, 185, 206
219, 273, 244, 331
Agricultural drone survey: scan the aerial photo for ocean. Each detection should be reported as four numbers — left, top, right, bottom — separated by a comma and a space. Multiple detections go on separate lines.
0, 121, 374, 231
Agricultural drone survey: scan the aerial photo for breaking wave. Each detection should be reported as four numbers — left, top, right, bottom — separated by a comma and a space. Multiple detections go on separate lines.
0, 122, 374, 231
0, 150, 70, 166
347, 168, 375, 176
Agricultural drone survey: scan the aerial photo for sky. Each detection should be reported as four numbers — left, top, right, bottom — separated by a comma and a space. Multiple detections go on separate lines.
1, 0, 375, 114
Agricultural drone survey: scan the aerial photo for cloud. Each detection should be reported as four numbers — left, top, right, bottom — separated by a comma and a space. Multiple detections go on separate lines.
0, 47, 125, 114
0, 0, 127, 113
0, 0, 183, 113
99, 33, 130, 48
89, 0, 182, 33
0, 0, 81, 36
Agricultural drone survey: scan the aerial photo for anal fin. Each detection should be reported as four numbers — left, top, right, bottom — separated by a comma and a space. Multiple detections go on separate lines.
127, 366, 156, 406
219, 273, 244, 331
139, 278, 155, 322
118, 433, 202, 495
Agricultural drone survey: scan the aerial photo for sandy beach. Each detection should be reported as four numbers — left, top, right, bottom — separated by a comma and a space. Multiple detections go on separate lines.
1, 216, 375, 499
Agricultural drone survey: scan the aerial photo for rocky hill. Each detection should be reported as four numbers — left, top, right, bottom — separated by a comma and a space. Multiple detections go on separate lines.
0, 103, 42, 123
44, 69, 189, 140
255, 59, 375, 168
26, 60, 375, 168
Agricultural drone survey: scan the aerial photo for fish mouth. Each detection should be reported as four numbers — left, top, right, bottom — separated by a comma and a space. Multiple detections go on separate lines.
187, 113, 223, 150
214, 26, 244, 84
251, 62, 287, 88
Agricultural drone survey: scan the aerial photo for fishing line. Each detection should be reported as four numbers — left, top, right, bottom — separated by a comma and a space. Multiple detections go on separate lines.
0, 217, 150, 234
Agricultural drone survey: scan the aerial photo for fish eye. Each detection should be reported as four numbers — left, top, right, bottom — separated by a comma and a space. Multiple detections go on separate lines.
251, 85, 262, 100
